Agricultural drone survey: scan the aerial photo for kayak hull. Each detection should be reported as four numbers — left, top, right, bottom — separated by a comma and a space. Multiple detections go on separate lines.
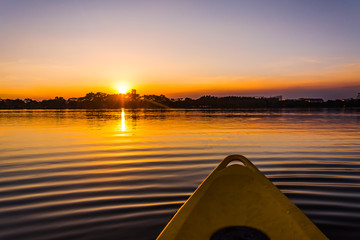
157, 155, 328, 240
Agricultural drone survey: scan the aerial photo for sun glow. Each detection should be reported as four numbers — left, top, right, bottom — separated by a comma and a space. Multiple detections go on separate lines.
116, 83, 130, 94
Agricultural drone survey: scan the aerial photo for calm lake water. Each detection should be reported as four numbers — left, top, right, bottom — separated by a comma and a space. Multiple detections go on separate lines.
1, 109, 360, 240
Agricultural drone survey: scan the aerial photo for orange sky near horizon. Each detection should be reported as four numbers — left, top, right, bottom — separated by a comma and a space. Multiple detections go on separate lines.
1, 59, 359, 100
1, 1, 360, 100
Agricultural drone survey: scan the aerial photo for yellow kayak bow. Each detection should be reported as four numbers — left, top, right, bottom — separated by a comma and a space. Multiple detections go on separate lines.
157, 155, 328, 240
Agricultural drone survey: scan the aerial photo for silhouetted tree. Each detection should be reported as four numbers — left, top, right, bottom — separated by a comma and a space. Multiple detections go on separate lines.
1, 90, 360, 109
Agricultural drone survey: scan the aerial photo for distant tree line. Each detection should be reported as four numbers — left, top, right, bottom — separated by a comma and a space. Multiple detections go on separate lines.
1, 90, 359, 109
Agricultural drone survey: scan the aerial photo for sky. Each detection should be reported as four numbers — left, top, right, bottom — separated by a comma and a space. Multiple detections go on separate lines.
0, 0, 359, 100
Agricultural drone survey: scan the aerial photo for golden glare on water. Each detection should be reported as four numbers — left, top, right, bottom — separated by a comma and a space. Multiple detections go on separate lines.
121, 108, 126, 132
116, 83, 130, 94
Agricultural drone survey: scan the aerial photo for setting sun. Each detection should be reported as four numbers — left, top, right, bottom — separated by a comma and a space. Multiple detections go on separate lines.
116, 83, 130, 94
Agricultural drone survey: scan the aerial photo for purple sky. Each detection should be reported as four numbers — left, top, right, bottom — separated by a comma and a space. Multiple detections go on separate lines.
0, 0, 359, 100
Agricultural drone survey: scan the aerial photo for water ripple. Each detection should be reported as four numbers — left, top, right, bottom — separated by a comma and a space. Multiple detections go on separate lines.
1, 109, 360, 240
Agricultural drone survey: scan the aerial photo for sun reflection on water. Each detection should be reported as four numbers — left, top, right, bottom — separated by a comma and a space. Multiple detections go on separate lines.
121, 108, 126, 132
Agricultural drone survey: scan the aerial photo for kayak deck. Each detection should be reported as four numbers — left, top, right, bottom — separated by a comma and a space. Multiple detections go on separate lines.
157, 155, 328, 240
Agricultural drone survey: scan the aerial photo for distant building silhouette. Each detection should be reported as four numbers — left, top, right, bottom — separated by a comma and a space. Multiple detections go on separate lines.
297, 98, 324, 103
357, 92, 360, 99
